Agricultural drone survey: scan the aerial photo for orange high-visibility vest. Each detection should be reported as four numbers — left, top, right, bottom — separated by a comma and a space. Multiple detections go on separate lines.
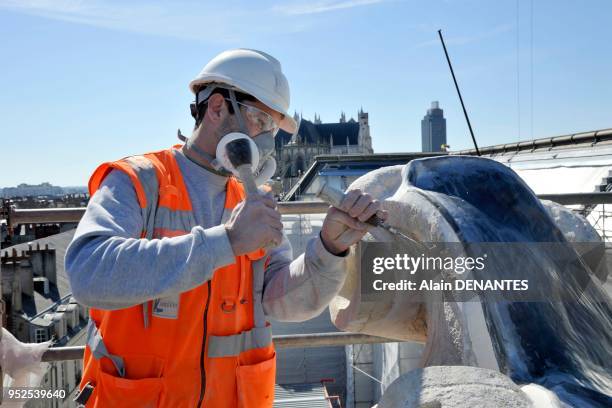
77, 146, 276, 407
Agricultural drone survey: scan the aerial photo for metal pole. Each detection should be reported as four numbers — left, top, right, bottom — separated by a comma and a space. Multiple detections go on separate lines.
41, 332, 406, 362
272, 332, 401, 349
7, 202, 332, 228
438, 29, 481, 156
9, 208, 87, 228
277, 201, 330, 215
536, 192, 612, 205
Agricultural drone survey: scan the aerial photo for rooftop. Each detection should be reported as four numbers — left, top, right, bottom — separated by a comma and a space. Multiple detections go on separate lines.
276, 119, 360, 148
1, 229, 76, 319
454, 127, 612, 156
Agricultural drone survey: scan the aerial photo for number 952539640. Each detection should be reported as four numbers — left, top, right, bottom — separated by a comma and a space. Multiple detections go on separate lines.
6, 388, 66, 401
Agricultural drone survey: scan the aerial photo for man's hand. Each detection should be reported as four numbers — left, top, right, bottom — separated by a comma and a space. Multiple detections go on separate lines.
320, 189, 387, 255
225, 192, 283, 256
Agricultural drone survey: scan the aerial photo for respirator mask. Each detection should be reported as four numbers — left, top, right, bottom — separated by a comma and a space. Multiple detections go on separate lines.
181, 85, 279, 186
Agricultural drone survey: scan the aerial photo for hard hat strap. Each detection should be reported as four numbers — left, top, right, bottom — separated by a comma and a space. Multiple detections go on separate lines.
193, 85, 250, 136
227, 89, 249, 135
195, 85, 217, 107
192, 85, 216, 124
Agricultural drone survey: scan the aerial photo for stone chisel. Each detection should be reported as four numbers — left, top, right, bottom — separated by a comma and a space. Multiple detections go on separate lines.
225, 137, 280, 249
225, 137, 274, 329
316, 181, 429, 250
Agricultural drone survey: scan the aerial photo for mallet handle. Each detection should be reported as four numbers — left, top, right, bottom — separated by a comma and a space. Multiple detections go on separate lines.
236, 165, 259, 196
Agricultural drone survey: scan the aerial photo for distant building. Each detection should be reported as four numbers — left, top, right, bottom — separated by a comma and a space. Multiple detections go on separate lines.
421, 101, 447, 152
275, 109, 374, 193
0, 183, 87, 199
1, 183, 64, 198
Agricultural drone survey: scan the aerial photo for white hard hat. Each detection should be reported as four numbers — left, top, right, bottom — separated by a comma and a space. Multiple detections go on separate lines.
190, 49, 297, 134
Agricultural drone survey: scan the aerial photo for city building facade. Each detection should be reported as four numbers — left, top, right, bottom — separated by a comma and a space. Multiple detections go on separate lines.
275, 110, 374, 193
421, 101, 447, 152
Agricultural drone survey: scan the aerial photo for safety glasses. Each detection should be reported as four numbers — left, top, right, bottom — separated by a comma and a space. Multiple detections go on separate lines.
232, 100, 280, 136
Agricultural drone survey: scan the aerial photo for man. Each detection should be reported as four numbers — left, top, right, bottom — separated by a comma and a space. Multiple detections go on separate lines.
66, 49, 385, 407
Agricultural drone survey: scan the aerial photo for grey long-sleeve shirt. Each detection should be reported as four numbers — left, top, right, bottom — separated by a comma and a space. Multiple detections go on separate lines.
65, 148, 347, 322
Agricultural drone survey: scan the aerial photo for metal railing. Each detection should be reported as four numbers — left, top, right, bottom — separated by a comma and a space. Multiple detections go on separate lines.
4, 202, 331, 229
42, 332, 401, 362
538, 192, 612, 205
5, 192, 612, 228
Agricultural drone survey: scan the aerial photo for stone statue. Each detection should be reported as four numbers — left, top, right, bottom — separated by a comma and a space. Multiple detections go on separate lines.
330, 156, 611, 407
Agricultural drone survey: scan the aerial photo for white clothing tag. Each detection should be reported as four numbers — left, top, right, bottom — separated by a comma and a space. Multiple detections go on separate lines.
152, 295, 180, 319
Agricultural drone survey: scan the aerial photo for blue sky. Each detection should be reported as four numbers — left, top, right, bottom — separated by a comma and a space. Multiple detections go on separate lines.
1, 0, 611, 186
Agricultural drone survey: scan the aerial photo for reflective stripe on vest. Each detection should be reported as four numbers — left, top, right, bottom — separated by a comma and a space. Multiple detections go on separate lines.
82, 146, 276, 407
207, 325, 272, 358
85, 320, 125, 378
123, 155, 160, 237
252, 257, 266, 328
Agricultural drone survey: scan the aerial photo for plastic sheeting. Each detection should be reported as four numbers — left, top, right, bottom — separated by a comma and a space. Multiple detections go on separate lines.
485, 144, 612, 194
1, 328, 51, 407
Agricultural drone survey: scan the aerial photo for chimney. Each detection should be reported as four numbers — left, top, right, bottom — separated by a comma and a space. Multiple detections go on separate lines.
0, 245, 58, 331
56, 304, 78, 330
30, 244, 56, 285
70, 296, 87, 322
1, 251, 31, 311
44, 312, 66, 340
19, 256, 34, 298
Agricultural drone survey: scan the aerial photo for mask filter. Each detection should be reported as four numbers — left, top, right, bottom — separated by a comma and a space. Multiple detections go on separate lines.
253, 132, 275, 160
214, 132, 259, 176
254, 156, 277, 186
251, 131, 277, 185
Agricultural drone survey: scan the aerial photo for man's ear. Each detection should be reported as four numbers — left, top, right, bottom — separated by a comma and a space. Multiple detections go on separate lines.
205, 93, 226, 124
